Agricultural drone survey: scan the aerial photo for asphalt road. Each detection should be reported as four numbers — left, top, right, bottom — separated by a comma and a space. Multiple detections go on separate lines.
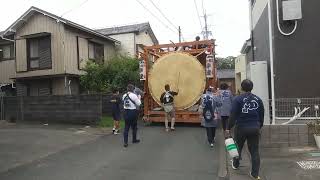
0, 125, 223, 180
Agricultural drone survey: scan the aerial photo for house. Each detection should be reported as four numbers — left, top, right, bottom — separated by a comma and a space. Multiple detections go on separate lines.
217, 69, 235, 94
234, 54, 247, 94
0, 6, 120, 96
96, 23, 158, 57
247, 0, 320, 98
0, 31, 16, 95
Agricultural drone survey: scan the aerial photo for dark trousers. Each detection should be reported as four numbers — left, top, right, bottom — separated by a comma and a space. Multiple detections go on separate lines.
234, 127, 261, 177
123, 109, 138, 144
221, 116, 229, 131
206, 127, 216, 144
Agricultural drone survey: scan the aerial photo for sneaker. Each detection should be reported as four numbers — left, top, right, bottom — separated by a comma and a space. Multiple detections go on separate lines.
112, 128, 115, 134
210, 143, 214, 148
231, 158, 240, 170
171, 127, 175, 131
124, 143, 128, 148
132, 139, 140, 144
249, 172, 261, 180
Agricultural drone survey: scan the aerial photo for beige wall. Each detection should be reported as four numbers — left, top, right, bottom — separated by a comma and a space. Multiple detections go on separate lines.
15, 12, 65, 78
0, 60, 15, 84
136, 31, 154, 46
109, 33, 135, 56
14, 12, 116, 78
136, 31, 155, 55
235, 54, 247, 92
63, 27, 116, 74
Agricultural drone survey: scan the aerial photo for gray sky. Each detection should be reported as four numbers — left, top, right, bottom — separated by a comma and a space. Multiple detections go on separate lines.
0, 0, 249, 57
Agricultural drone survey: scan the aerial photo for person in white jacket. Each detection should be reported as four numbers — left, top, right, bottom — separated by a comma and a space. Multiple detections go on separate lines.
122, 84, 141, 148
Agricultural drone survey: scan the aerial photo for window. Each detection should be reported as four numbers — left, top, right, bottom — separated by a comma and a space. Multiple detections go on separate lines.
0, 44, 14, 61
27, 36, 51, 70
88, 41, 104, 64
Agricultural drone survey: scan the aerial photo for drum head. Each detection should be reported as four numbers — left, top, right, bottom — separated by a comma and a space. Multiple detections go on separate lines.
148, 52, 206, 110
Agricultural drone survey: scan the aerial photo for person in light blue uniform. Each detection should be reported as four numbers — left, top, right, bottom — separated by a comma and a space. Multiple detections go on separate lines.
219, 83, 233, 131
200, 86, 222, 147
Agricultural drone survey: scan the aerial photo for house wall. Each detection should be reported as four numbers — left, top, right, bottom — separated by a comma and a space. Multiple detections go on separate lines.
252, 5, 270, 63
271, 0, 320, 98
15, 12, 65, 78
0, 60, 15, 84
52, 77, 66, 95
251, 0, 268, 29
109, 33, 135, 56
63, 27, 116, 75
135, 31, 155, 54
235, 54, 247, 92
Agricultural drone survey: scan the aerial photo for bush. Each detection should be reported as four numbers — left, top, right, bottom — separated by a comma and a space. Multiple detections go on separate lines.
80, 55, 140, 93
98, 116, 125, 129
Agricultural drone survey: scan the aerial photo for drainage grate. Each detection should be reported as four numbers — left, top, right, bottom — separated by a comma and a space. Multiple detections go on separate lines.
297, 161, 320, 170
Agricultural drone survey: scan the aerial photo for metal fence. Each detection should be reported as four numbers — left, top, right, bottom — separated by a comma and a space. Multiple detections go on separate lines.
273, 98, 320, 122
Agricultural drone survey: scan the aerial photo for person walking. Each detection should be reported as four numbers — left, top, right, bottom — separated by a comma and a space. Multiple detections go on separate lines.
225, 79, 264, 180
201, 86, 222, 148
219, 83, 233, 131
160, 84, 178, 132
122, 84, 141, 148
110, 89, 121, 135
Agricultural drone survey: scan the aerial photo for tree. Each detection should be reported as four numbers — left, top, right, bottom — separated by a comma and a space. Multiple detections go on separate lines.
216, 56, 236, 69
80, 56, 140, 93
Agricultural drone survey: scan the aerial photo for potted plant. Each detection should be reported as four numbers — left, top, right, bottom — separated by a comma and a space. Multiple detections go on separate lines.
307, 105, 320, 149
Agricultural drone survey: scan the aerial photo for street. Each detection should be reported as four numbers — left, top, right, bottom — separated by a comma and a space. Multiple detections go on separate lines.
0, 125, 222, 180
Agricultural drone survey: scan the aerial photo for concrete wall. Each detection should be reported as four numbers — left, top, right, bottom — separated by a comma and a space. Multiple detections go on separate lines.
260, 125, 316, 148
109, 33, 135, 56
3, 95, 108, 125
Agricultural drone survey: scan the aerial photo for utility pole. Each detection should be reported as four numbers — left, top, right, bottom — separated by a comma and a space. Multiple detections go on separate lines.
202, 13, 212, 40
178, 26, 181, 43
204, 13, 208, 40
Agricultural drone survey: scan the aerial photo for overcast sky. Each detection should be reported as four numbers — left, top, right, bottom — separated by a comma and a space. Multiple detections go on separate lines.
0, 0, 250, 57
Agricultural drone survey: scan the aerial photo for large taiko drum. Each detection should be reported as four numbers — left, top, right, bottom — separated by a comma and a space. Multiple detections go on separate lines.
148, 52, 206, 110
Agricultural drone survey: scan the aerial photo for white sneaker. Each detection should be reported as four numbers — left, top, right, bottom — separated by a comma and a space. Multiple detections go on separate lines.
210, 143, 214, 147
171, 127, 175, 131
249, 172, 261, 180
114, 129, 120, 135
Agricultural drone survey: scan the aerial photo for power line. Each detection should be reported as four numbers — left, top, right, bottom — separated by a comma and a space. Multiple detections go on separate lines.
148, 0, 178, 31
61, 0, 89, 17
135, 0, 177, 34
193, 0, 203, 31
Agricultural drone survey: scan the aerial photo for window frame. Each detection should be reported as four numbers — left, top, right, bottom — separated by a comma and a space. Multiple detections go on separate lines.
27, 35, 52, 71
0, 44, 14, 61
88, 41, 104, 64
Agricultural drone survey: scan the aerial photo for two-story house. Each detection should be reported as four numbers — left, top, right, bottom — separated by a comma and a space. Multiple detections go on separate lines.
0, 7, 120, 96
96, 22, 158, 57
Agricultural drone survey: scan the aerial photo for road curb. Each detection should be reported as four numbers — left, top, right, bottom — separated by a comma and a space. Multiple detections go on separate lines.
218, 129, 229, 179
